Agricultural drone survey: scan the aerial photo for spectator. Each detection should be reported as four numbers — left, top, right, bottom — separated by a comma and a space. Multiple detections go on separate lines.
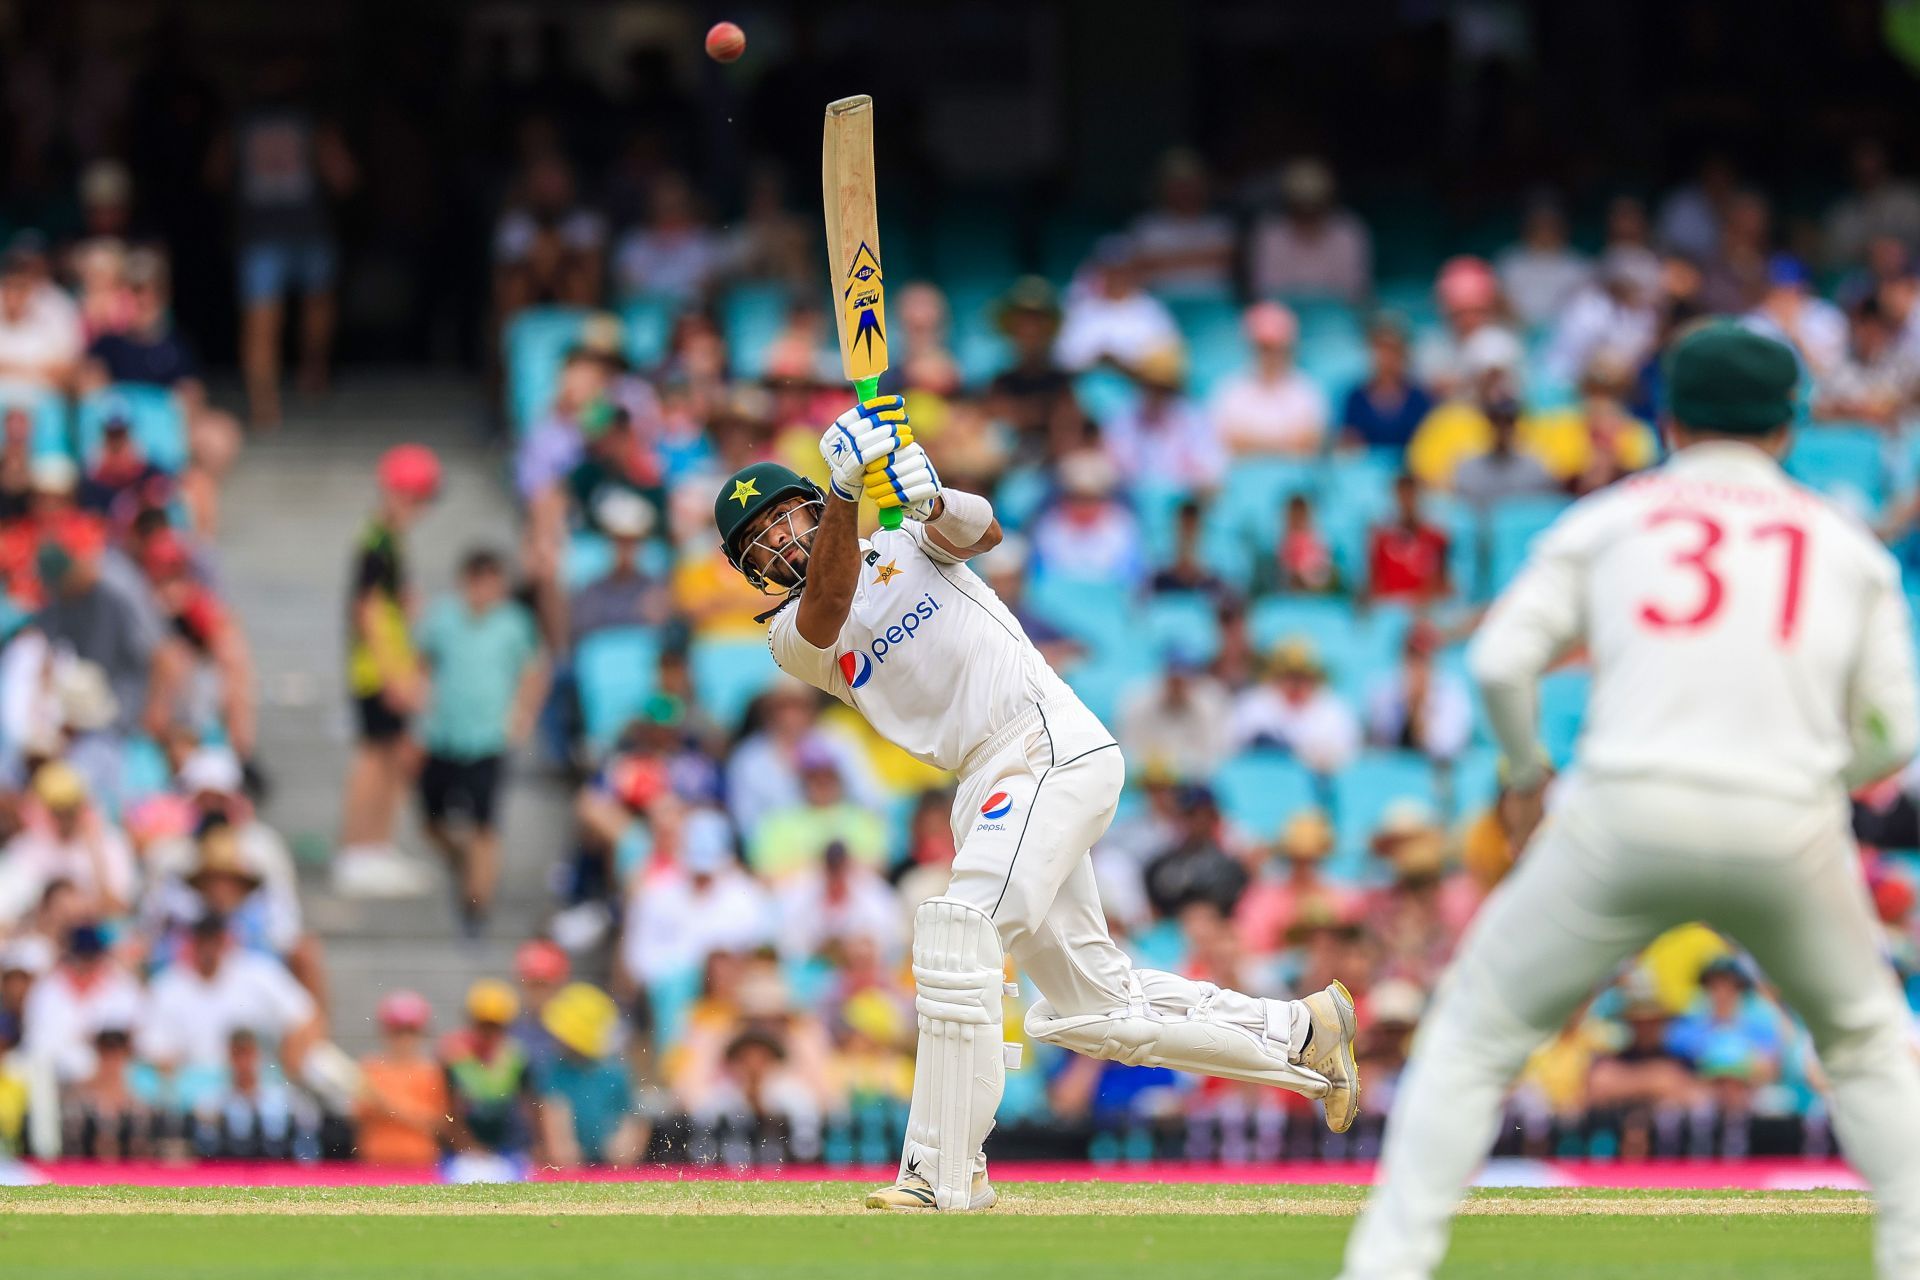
621, 808, 774, 988
194, 1027, 320, 1160
535, 983, 644, 1168
510, 940, 570, 1074
1450, 397, 1560, 511
1406, 325, 1525, 487
78, 416, 166, 521
986, 277, 1078, 461
1365, 803, 1473, 974
1365, 473, 1451, 605
1339, 315, 1433, 453
1697, 191, 1773, 314
1268, 493, 1339, 595
0, 763, 137, 926
1210, 302, 1328, 457
1142, 785, 1248, 918
0, 242, 83, 392
1028, 450, 1147, 588
690, 1027, 824, 1159
1226, 638, 1360, 772
724, 163, 812, 292
569, 490, 667, 644
69, 233, 133, 344
1526, 358, 1661, 497
1542, 246, 1664, 388
1248, 158, 1372, 304
775, 840, 904, 965
1497, 199, 1592, 330
354, 989, 448, 1167
1746, 255, 1847, 381
1364, 621, 1471, 762
1585, 978, 1702, 1161
137, 913, 321, 1081
139, 534, 258, 759
1413, 257, 1513, 398
80, 249, 242, 535
1824, 139, 1920, 269
215, 58, 357, 427
1819, 296, 1920, 426
1150, 499, 1233, 601
440, 979, 536, 1162
749, 745, 889, 878
1656, 154, 1740, 262
1054, 237, 1180, 372
515, 339, 628, 503
0, 404, 33, 519
724, 681, 879, 839
493, 150, 606, 315
61, 1026, 147, 1159
1664, 957, 1785, 1117
613, 172, 723, 302
21, 921, 142, 1085
1234, 810, 1357, 956
1130, 148, 1233, 295
416, 548, 548, 933
1103, 348, 1225, 491
336, 444, 439, 900
1119, 652, 1233, 778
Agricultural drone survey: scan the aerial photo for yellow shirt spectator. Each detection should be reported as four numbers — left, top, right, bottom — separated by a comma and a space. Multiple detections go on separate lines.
1408, 400, 1657, 489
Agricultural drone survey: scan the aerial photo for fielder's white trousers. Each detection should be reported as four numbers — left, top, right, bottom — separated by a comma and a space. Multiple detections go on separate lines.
1341, 775, 1920, 1280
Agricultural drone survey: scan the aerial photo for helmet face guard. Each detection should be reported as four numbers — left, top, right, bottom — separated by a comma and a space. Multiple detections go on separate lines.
725, 493, 825, 594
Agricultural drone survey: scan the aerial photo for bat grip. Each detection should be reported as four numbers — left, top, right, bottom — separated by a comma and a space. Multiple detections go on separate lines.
855, 375, 904, 529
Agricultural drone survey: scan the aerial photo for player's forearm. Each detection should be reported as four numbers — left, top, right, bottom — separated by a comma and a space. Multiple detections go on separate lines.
796, 495, 859, 647
924, 487, 1000, 558
1468, 635, 1549, 789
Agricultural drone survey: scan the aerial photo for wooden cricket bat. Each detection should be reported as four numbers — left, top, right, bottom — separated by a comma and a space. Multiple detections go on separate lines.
822, 94, 902, 527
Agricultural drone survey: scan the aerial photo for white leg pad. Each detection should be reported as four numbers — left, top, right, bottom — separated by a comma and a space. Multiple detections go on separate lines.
903, 897, 1006, 1210
1025, 969, 1331, 1097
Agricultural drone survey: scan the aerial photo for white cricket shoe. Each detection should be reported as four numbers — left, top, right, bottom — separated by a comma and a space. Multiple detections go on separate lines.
332, 845, 433, 898
864, 1165, 996, 1211
1299, 980, 1361, 1133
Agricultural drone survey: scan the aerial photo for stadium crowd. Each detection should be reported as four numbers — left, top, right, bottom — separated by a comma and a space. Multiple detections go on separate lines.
5, 112, 1920, 1170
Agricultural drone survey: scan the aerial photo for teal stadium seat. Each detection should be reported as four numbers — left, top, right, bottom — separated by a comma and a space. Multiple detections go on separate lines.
691, 636, 782, 732
1163, 293, 1245, 398
619, 295, 676, 368
0, 383, 71, 458
1539, 667, 1592, 766
1248, 596, 1358, 668
1067, 649, 1155, 727
1486, 495, 1572, 596
1213, 750, 1320, 842
76, 384, 187, 472
1023, 573, 1134, 655
1074, 366, 1139, 425
574, 626, 660, 747
1142, 592, 1221, 663
1786, 423, 1887, 517
1446, 745, 1503, 821
719, 282, 791, 381
992, 466, 1049, 532
504, 306, 589, 431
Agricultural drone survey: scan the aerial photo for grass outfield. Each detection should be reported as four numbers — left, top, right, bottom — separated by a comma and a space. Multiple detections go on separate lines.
0, 1183, 1876, 1278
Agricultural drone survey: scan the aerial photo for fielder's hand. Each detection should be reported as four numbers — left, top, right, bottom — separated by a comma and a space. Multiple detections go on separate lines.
866, 440, 942, 520
820, 395, 912, 502
1497, 775, 1552, 852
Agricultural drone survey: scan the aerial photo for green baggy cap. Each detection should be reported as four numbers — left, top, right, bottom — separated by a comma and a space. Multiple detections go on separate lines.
1661, 320, 1799, 435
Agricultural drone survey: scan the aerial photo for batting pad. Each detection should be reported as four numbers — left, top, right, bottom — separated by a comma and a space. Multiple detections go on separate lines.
906, 896, 1006, 1210
1025, 970, 1331, 1097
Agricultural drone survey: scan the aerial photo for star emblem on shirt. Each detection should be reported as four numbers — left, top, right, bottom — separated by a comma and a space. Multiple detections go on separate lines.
872, 559, 900, 586
730, 477, 759, 506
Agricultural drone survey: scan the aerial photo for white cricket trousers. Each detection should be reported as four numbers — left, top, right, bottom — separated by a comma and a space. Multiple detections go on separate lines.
1341, 776, 1920, 1280
941, 694, 1136, 1014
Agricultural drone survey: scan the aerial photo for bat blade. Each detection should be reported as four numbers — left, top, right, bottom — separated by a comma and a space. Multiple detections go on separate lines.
822, 94, 887, 385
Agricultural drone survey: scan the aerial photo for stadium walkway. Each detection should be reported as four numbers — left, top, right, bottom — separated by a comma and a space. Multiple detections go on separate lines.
215, 375, 570, 1051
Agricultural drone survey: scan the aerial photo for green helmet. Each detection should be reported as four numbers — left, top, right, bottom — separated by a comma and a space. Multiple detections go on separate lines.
714, 461, 824, 587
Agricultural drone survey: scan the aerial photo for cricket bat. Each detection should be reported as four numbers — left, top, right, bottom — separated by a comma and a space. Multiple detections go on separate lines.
822, 93, 903, 528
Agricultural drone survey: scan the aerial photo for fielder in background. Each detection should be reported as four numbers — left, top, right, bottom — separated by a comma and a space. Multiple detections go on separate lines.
713, 395, 1361, 1212
1340, 322, 1920, 1280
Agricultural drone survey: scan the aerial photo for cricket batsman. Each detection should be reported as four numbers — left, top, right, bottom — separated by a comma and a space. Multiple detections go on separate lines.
1340, 322, 1920, 1279
713, 395, 1361, 1211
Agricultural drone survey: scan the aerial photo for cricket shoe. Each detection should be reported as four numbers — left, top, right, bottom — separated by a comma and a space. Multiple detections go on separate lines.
864, 1164, 996, 1211
1298, 980, 1361, 1133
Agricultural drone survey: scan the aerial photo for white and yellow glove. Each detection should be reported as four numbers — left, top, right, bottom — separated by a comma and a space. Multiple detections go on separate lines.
820, 395, 913, 502
865, 440, 942, 521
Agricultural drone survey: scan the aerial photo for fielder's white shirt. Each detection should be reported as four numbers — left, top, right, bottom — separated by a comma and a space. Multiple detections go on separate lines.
768, 521, 1073, 773
1470, 441, 1920, 799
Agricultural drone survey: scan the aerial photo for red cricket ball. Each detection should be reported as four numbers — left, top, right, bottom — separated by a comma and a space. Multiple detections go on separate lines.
705, 21, 746, 63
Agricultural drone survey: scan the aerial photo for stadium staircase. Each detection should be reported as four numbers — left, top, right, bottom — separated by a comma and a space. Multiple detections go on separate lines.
216, 375, 572, 1051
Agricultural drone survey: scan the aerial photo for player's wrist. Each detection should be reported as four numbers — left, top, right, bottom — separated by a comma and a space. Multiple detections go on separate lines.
928, 486, 991, 543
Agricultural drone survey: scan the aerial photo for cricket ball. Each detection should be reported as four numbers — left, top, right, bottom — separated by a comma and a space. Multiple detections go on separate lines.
705, 21, 746, 63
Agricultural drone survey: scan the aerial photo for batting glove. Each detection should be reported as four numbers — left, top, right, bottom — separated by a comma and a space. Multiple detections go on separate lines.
820, 395, 913, 501
864, 441, 942, 520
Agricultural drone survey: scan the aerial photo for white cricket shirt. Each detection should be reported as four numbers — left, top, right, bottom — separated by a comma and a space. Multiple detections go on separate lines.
1469, 441, 1920, 799
768, 521, 1074, 772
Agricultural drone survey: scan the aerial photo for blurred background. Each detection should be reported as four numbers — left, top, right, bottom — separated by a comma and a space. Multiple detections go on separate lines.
2, 0, 1920, 1178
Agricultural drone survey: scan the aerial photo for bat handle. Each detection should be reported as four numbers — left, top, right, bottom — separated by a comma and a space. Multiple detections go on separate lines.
855, 375, 905, 530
